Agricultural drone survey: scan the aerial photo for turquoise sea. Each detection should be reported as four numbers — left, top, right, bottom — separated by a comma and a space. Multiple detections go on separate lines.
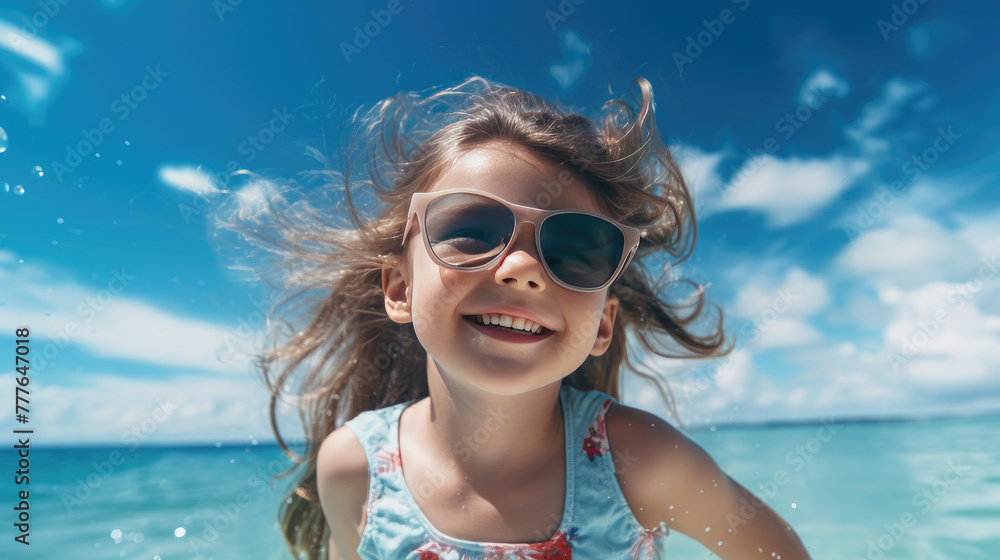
3, 415, 997, 559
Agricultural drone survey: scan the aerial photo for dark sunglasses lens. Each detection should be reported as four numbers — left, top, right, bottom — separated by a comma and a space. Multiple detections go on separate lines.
424, 194, 514, 267
540, 214, 625, 289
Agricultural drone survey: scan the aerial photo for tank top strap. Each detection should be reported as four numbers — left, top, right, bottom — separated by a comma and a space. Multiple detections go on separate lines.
561, 384, 672, 557
343, 400, 409, 475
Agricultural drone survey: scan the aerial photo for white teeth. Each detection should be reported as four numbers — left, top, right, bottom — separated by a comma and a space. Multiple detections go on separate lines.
476, 314, 543, 334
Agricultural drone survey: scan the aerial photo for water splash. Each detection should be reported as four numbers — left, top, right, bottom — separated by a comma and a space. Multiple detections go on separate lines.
14, 184, 24, 195
31, 165, 43, 177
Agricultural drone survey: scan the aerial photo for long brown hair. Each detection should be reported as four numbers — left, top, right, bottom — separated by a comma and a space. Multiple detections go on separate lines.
221, 76, 729, 559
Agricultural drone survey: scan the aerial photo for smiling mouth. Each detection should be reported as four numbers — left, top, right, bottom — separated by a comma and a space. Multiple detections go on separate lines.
465, 314, 552, 336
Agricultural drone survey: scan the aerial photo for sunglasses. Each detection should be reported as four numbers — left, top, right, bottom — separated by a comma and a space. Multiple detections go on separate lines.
402, 189, 645, 292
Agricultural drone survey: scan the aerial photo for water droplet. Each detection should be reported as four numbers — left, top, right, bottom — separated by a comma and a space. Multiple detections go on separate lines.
116, 159, 123, 166
174, 527, 186, 537
717, 540, 723, 546
14, 185, 24, 195
705, 526, 710, 532
57, 218, 64, 224
124, 140, 131, 146
95, 152, 101, 158
791, 503, 796, 508
31, 165, 43, 177
0, 126, 7, 153
2, 182, 8, 193
133, 533, 144, 543
110, 529, 122, 539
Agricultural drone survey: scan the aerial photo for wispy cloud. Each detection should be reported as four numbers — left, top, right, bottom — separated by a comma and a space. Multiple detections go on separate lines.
0, 373, 295, 445
0, 249, 249, 375
713, 155, 869, 227
0, 16, 81, 123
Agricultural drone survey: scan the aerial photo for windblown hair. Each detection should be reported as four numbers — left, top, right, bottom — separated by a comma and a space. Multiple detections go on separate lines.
224, 76, 729, 559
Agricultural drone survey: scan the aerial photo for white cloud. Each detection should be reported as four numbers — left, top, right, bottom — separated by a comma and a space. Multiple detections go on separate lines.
674, 142, 725, 208
0, 251, 251, 374
797, 68, 850, 107
713, 154, 868, 228
955, 210, 1000, 262
880, 281, 1000, 393
158, 164, 225, 195
846, 76, 927, 156
733, 267, 830, 319
548, 30, 591, 90
0, 373, 297, 445
753, 317, 823, 349
836, 214, 981, 288
0, 17, 80, 122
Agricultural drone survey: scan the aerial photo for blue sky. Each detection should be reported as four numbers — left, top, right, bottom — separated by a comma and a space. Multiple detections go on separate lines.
0, 0, 997, 445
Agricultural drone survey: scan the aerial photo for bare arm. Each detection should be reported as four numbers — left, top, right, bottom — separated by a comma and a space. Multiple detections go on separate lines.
607, 404, 812, 559
316, 425, 371, 560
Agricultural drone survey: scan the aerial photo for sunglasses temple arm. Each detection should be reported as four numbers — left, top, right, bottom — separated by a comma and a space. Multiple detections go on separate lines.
401, 212, 414, 249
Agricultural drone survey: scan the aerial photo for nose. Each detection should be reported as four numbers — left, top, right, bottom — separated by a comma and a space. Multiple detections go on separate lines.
493, 224, 547, 292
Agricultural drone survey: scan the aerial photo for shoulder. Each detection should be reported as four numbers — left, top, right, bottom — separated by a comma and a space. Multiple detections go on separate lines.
605, 403, 814, 558
604, 402, 725, 528
317, 424, 371, 490
316, 425, 370, 559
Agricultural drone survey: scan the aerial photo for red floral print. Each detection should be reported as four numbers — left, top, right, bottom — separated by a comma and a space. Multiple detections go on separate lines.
375, 445, 401, 474
413, 528, 579, 559
581, 399, 611, 461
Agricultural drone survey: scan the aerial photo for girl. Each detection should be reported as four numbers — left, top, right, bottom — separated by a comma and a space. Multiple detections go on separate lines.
243, 77, 812, 559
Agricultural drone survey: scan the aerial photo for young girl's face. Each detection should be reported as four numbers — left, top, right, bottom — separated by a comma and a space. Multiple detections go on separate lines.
383, 142, 620, 398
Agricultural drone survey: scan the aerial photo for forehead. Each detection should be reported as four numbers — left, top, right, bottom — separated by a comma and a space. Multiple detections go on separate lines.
426, 143, 600, 212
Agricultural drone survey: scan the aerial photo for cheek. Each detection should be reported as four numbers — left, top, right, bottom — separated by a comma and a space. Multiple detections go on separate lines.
409, 262, 468, 330
566, 294, 609, 337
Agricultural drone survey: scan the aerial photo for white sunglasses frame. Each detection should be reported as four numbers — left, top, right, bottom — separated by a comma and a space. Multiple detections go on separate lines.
401, 189, 646, 292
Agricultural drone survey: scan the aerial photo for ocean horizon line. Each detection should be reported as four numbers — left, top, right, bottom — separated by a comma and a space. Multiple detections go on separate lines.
10, 408, 1000, 449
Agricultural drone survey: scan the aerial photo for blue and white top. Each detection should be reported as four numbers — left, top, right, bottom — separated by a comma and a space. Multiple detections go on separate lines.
343, 383, 670, 559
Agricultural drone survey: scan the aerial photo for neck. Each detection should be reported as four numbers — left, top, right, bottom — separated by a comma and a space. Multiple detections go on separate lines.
411, 359, 565, 482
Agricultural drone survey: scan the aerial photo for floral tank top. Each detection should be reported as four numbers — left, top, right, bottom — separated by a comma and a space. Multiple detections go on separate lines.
343, 383, 670, 559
